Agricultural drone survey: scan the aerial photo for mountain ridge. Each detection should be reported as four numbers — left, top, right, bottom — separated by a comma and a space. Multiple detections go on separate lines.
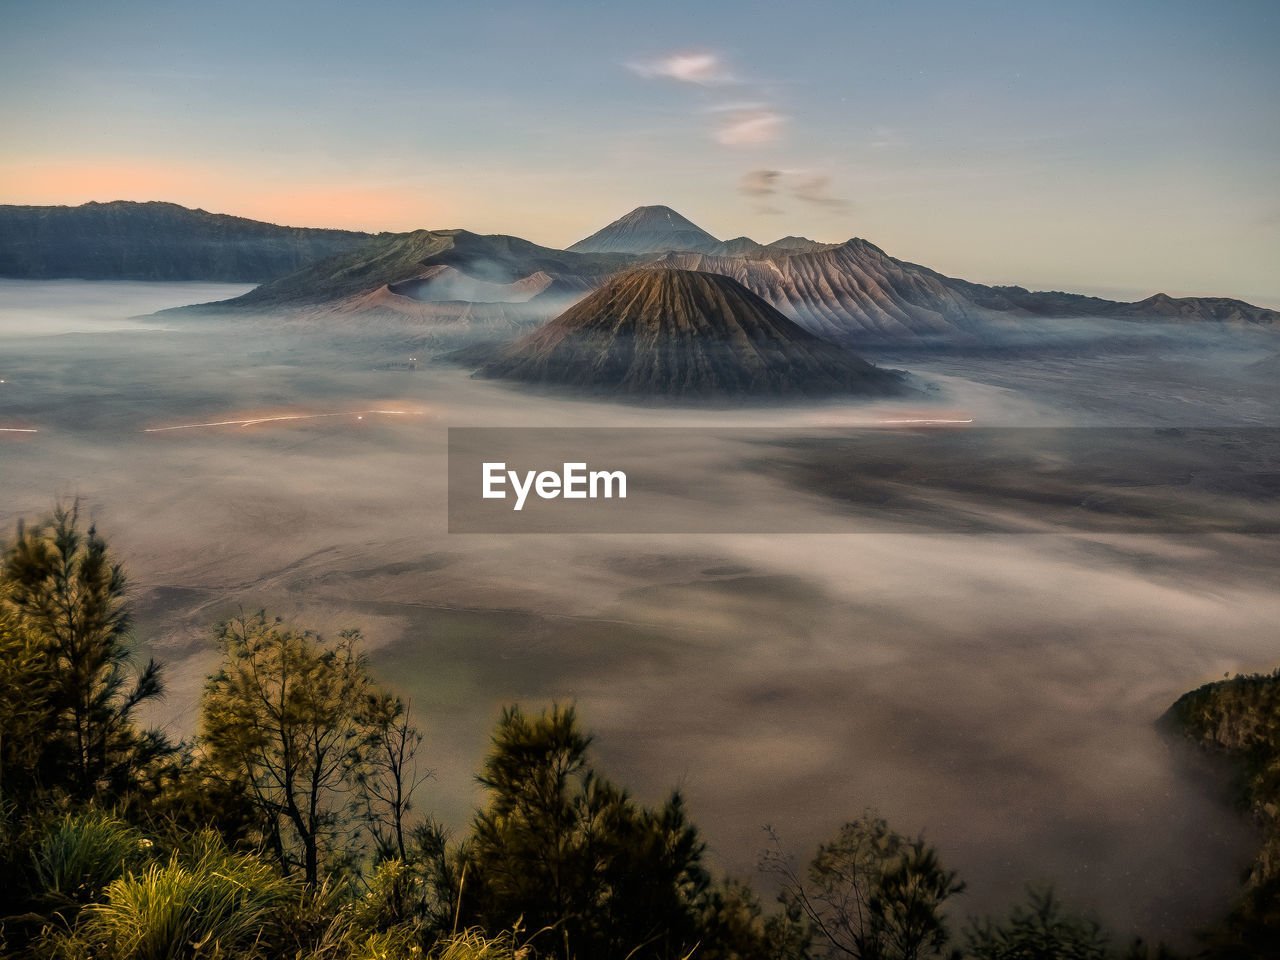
175, 220, 1280, 343
12, 200, 1273, 341
651, 238, 1279, 343
0, 200, 372, 281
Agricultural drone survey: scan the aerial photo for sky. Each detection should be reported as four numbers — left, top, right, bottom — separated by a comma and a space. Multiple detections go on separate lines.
2, 0, 1278, 306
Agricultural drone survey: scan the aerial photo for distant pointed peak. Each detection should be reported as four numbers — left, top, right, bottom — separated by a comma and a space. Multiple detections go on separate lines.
611, 205, 702, 227
567, 204, 720, 255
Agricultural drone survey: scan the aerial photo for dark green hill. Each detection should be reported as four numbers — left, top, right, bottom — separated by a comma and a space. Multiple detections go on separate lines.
0, 201, 371, 281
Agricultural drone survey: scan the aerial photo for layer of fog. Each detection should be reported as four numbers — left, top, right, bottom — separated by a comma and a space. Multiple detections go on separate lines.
0, 279, 256, 336
2, 282, 1279, 945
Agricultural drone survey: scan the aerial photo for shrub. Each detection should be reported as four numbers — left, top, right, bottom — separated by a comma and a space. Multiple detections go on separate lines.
33, 810, 151, 904
963, 888, 1112, 960
76, 830, 296, 959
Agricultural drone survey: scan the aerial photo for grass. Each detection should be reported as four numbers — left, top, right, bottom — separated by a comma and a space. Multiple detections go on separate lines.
33, 810, 151, 904
75, 830, 296, 960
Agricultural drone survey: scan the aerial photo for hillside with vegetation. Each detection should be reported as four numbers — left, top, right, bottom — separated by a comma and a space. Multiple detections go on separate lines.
1164, 672, 1280, 954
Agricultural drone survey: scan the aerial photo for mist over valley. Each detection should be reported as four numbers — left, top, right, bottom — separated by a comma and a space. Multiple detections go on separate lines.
3, 226, 1277, 944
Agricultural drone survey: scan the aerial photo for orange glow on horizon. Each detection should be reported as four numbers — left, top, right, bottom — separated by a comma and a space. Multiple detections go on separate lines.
0, 161, 454, 232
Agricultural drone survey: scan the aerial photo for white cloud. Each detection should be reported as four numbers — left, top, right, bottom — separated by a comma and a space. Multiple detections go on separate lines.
628, 49, 789, 150
628, 51, 734, 85
715, 109, 786, 146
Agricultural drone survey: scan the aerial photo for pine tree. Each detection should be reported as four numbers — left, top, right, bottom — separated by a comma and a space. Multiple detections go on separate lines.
460, 704, 710, 959
0, 503, 166, 802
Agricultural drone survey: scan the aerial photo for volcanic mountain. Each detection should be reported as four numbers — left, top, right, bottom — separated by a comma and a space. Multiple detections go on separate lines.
475, 269, 904, 398
567, 205, 720, 255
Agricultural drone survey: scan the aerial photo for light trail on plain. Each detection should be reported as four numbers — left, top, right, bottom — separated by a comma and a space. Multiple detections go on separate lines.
876, 418, 975, 424
0, 427, 38, 433
142, 410, 424, 433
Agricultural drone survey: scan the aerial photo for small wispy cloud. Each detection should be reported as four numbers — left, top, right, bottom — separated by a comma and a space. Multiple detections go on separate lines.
738, 168, 850, 213
739, 169, 781, 197
628, 50, 735, 85
791, 173, 850, 208
715, 109, 786, 146
628, 48, 789, 152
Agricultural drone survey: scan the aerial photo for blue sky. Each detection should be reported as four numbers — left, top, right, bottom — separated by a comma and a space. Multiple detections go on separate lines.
3, 0, 1277, 304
